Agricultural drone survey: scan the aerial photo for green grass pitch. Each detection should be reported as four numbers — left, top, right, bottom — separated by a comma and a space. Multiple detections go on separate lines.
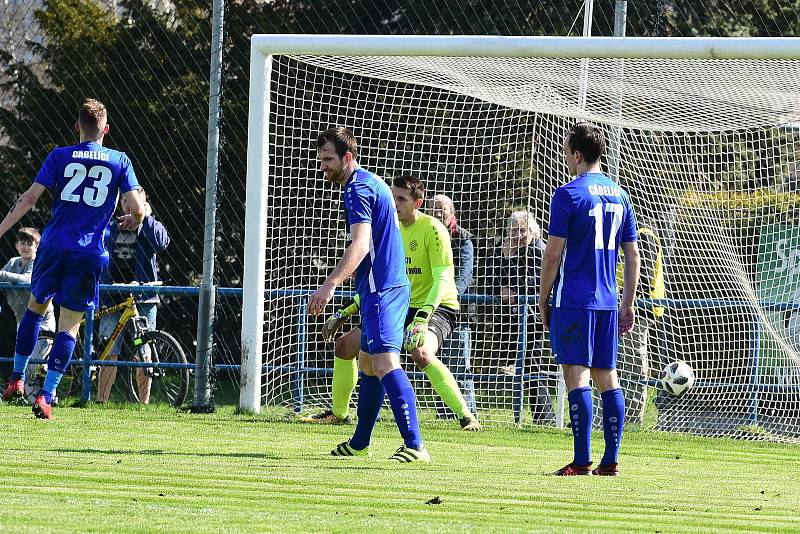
0, 403, 798, 533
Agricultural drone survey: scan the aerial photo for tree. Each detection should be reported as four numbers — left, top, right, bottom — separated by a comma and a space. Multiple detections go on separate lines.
0, 0, 212, 356
1, 0, 796, 374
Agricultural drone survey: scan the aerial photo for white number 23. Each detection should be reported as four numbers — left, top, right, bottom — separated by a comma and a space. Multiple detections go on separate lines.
61, 163, 111, 207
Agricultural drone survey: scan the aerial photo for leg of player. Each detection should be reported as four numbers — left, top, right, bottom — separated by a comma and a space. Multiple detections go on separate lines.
372, 352, 430, 463
96, 311, 121, 403
2, 296, 49, 402
588, 309, 624, 476
411, 334, 480, 431
134, 303, 158, 404
33, 307, 83, 420
591, 368, 624, 476
330, 330, 359, 420
96, 353, 119, 403
303, 328, 359, 424
337, 285, 427, 462
550, 307, 595, 475
331, 351, 383, 457
435, 327, 477, 419
553, 363, 594, 476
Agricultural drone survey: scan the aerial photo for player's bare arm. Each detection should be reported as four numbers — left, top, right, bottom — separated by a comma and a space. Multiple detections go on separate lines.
538, 235, 565, 329
118, 188, 146, 230
308, 222, 371, 316
618, 240, 641, 336
0, 183, 47, 239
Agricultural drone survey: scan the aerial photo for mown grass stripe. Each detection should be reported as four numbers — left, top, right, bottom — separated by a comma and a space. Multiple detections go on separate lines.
2, 403, 800, 533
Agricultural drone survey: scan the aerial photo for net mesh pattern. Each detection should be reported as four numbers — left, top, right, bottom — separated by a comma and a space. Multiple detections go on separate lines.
259, 53, 800, 441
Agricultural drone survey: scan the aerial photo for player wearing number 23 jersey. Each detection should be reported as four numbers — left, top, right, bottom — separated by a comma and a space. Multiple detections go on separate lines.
35, 141, 139, 254
32, 140, 139, 310
0, 98, 143, 420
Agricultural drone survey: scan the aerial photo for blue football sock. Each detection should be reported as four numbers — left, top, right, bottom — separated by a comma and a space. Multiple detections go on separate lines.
600, 388, 626, 466
11, 309, 45, 381
40, 332, 77, 404
12, 355, 30, 383
348, 373, 385, 451
568, 386, 593, 466
381, 368, 422, 450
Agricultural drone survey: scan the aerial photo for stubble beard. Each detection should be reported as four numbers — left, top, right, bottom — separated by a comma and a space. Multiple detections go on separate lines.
324, 168, 342, 185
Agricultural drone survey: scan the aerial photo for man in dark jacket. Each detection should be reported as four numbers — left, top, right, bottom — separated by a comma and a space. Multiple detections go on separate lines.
614, 221, 663, 425
96, 189, 170, 403
431, 194, 477, 417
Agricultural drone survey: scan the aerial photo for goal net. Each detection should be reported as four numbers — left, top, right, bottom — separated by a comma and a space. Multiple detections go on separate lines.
242, 36, 800, 442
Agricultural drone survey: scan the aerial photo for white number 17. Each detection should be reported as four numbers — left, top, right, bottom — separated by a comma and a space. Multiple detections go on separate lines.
589, 202, 623, 250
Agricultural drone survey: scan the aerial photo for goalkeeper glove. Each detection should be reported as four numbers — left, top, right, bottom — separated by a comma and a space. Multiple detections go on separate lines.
403, 308, 432, 353
321, 295, 360, 341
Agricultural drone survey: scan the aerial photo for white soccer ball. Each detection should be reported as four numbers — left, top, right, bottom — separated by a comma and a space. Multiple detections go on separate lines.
660, 360, 695, 396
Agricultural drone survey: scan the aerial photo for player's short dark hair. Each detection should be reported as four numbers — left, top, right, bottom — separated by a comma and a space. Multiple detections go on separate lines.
393, 175, 426, 201
79, 98, 107, 137
317, 127, 358, 159
566, 122, 606, 164
16, 227, 41, 245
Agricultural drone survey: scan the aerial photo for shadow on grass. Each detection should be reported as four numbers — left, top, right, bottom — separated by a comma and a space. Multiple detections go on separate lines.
50, 448, 280, 460
46, 448, 391, 470
320, 463, 394, 471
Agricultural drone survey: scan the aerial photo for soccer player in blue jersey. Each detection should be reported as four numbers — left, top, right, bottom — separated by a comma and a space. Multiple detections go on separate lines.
302, 176, 480, 432
538, 122, 640, 476
0, 99, 144, 419
308, 127, 429, 463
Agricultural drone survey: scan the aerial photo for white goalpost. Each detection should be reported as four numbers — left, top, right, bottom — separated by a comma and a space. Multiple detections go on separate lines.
242, 34, 800, 441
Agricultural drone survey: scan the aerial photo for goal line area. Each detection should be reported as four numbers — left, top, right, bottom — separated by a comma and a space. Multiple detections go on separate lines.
241, 35, 800, 442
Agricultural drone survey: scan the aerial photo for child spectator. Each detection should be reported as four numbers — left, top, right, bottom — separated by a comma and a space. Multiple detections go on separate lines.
1, 228, 55, 397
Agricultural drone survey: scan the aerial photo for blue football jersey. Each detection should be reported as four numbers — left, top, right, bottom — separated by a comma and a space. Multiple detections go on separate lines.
548, 172, 637, 310
343, 167, 409, 297
34, 141, 139, 255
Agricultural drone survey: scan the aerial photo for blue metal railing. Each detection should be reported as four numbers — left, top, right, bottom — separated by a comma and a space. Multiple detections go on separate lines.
0, 283, 203, 403
2, 282, 797, 424
271, 292, 792, 426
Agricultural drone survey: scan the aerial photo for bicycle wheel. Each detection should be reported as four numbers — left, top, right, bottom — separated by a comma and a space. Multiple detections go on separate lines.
124, 330, 189, 407
25, 330, 87, 403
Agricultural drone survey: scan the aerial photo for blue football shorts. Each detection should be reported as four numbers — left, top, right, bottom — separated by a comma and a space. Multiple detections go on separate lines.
550, 306, 618, 369
359, 284, 410, 355
31, 244, 109, 312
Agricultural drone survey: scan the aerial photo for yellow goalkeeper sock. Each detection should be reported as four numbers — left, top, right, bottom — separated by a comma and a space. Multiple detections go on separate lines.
423, 359, 470, 418
331, 357, 358, 420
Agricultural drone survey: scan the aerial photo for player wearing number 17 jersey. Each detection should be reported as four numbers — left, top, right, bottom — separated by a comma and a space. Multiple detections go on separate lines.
538, 122, 640, 476
0, 98, 144, 418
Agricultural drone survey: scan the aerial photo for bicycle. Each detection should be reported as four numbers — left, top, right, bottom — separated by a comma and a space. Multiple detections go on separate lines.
28, 286, 190, 406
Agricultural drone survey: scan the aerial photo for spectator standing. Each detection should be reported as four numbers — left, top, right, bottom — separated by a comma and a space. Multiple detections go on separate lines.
431, 193, 477, 417
490, 210, 556, 425
614, 220, 664, 424
96, 189, 170, 403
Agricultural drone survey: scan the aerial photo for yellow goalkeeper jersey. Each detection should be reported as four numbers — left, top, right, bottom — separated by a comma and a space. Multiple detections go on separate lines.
400, 212, 459, 311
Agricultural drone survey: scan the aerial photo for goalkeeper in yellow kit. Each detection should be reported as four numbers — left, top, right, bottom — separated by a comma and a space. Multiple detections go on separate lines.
302, 174, 481, 431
